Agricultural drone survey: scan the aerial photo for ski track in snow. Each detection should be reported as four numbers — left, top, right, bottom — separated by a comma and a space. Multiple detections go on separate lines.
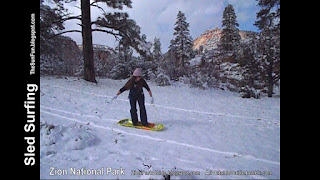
41, 105, 118, 122
40, 107, 280, 166
41, 83, 279, 122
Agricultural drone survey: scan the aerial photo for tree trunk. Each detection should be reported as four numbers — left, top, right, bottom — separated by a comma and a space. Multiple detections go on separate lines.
267, 61, 274, 97
268, 77, 274, 97
81, 0, 96, 83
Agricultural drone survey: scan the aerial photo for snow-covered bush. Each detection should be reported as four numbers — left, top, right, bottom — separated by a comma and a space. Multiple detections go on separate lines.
155, 73, 171, 86
40, 122, 60, 146
109, 63, 130, 80
189, 72, 211, 89
178, 75, 190, 85
240, 85, 261, 99
145, 68, 157, 81
40, 122, 98, 152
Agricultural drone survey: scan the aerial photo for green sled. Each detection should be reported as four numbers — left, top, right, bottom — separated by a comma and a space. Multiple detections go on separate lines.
118, 119, 165, 131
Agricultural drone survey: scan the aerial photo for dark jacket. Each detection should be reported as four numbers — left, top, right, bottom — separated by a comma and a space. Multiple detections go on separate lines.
119, 76, 150, 98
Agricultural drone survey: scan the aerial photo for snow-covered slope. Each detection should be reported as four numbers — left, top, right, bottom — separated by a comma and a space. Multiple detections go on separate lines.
40, 76, 280, 179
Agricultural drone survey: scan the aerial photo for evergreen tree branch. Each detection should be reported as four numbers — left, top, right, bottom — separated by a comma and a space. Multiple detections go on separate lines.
48, 30, 82, 39
90, 2, 107, 14
92, 28, 121, 41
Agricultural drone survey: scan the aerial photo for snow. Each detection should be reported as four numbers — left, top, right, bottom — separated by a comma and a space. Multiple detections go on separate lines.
189, 56, 202, 66
40, 76, 280, 179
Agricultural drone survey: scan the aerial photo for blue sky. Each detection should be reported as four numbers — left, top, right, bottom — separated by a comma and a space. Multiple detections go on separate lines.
63, 0, 260, 53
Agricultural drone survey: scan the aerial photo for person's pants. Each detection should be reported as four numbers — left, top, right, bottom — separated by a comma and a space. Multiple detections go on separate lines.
129, 95, 148, 126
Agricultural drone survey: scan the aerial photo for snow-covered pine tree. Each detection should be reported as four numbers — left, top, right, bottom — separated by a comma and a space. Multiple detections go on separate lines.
116, 38, 133, 63
40, 0, 66, 54
169, 11, 193, 69
238, 37, 262, 98
255, 0, 280, 97
219, 4, 241, 56
147, 37, 162, 77
139, 34, 152, 60
109, 37, 133, 79
153, 37, 162, 61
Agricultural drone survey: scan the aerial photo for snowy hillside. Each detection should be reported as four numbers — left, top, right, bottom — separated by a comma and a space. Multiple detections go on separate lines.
193, 28, 257, 52
40, 76, 280, 179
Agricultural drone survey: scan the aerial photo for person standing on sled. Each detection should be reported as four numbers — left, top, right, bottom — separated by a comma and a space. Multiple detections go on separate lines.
114, 68, 154, 127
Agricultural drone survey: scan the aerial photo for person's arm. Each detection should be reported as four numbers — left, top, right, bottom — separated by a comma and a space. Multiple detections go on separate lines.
117, 77, 134, 96
116, 87, 125, 96
113, 86, 126, 101
143, 79, 152, 97
143, 79, 154, 104
148, 90, 152, 97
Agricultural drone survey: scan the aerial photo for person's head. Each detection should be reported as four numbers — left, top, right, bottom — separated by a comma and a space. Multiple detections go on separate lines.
133, 68, 142, 81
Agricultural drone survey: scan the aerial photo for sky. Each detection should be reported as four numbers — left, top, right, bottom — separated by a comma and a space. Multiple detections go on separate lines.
62, 0, 260, 53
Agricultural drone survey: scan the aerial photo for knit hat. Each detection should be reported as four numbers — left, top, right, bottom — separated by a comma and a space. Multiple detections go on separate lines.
133, 68, 142, 77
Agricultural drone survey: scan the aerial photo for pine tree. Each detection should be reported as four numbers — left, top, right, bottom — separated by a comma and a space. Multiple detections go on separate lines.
238, 37, 263, 98
42, 0, 150, 83
255, 0, 280, 97
153, 37, 162, 61
40, 1, 65, 39
169, 11, 193, 69
116, 38, 133, 63
220, 4, 241, 56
